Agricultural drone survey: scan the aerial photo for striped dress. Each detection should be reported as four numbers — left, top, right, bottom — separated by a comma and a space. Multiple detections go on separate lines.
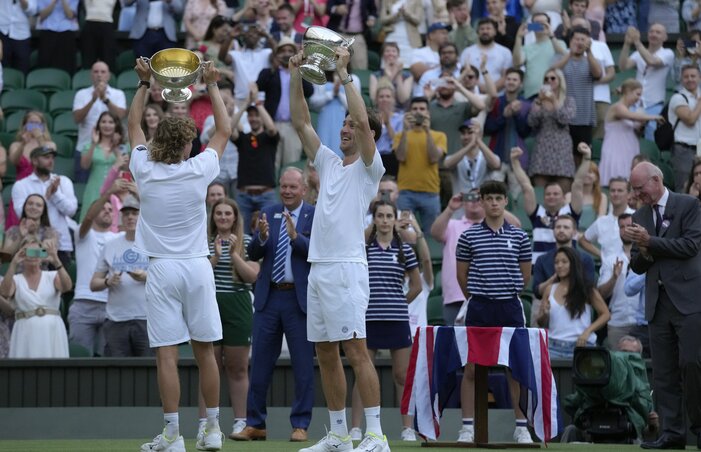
366, 239, 419, 322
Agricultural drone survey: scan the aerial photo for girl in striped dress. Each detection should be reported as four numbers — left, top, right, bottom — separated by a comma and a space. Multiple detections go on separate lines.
198, 198, 260, 439
350, 200, 422, 441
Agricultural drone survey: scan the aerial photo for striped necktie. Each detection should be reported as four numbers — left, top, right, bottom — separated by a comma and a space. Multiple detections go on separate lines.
272, 213, 293, 283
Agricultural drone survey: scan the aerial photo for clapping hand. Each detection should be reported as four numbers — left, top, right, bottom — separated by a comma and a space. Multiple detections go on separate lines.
613, 258, 624, 278
282, 211, 297, 240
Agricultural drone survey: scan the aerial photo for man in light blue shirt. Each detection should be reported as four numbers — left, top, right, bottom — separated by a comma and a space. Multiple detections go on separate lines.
0, 0, 37, 73
36, 0, 79, 74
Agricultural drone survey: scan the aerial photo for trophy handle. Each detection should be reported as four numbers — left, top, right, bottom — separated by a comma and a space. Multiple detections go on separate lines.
140, 56, 151, 64
342, 37, 355, 49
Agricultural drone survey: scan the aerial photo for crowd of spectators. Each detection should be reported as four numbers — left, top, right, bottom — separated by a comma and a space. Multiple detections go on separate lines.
2, 0, 701, 442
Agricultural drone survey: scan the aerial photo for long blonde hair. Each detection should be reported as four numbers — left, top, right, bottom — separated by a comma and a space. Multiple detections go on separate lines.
545, 69, 567, 108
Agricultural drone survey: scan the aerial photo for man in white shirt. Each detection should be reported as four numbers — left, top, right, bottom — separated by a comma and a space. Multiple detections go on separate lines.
90, 195, 151, 358
669, 65, 701, 192
73, 61, 127, 181
219, 22, 274, 107
618, 23, 675, 141
597, 213, 640, 349
128, 60, 231, 452
410, 22, 451, 82
579, 177, 635, 261
0, 0, 37, 73
460, 18, 513, 93
290, 47, 390, 452
68, 184, 123, 356
11, 146, 78, 265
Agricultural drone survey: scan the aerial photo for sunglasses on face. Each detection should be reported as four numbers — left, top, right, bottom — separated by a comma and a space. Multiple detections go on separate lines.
544, 76, 557, 82
465, 74, 477, 79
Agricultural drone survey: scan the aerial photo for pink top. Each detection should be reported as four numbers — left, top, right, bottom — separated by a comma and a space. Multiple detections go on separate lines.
290, 0, 329, 33
441, 217, 478, 305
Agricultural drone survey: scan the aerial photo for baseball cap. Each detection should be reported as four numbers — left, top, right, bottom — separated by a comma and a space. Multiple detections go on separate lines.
30, 146, 57, 159
427, 22, 452, 34
120, 195, 140, 211
458, 119, 473, 131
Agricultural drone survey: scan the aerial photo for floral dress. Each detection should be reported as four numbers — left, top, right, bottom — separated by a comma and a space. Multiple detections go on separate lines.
527, 96, 577, 178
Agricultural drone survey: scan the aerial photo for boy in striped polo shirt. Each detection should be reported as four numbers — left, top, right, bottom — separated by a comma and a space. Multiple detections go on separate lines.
455, 179, 533, 444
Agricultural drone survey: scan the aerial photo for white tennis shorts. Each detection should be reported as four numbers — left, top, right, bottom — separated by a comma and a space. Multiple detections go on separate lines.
307, 262, 369, 342
145, 257, 222, 347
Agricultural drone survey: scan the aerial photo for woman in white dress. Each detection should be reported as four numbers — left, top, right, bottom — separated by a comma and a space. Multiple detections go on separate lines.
2, 238, 72, 358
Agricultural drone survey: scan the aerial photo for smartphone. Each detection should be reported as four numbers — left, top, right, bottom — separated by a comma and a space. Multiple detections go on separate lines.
685, 39, 698, 54
119, 144, 129, 156
379, 190, 391, 202
120, 172, 133, 182
399, 210, 412, 221
541, 84, 552, 93
26, 248, 48, 258
461, 192, 480, 202
25, 123, 44, 132
220, 240, 230, 247
527, 22, 544, 32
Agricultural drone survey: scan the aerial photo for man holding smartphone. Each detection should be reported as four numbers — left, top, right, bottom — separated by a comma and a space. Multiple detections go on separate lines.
394, 97, 447, 234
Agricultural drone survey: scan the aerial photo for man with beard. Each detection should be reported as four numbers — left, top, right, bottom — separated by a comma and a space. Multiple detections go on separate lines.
219, 21, 275, 107
257, 37, 314, 171
416, 42, 462, 96
459, 18, 513, 93
272, 4, 303, 44
11, 146, 78, 266
596, 213, 640, 349
529, 214, 596, 326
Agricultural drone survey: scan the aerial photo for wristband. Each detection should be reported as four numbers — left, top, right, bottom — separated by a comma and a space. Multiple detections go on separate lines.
54, 265, 64, 271
104, 277, 111, 288
341, 74, 353, 85
138, 80, 151, 89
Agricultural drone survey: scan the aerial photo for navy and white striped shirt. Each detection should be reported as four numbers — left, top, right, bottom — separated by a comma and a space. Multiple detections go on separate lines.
367, 239, 419, 322
456, 221, 531, 300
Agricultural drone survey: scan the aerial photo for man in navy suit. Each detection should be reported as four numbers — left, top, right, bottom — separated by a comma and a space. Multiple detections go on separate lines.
234, 166, 315, 442
626, 162, 701, 450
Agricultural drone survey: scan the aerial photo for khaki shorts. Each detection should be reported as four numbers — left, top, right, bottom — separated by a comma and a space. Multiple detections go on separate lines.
307, 262, 369, 342
145, 257, 222, 347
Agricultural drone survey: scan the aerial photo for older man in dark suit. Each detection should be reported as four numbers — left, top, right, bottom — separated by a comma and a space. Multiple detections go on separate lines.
626, 162, 701, 450
233, 167, 315, 443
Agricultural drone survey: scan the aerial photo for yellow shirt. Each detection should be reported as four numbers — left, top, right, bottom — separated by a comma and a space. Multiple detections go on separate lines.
394, 129, 447, 193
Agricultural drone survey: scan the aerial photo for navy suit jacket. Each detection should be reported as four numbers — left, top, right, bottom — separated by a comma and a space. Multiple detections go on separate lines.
257, 68, 314, 120
247, 202, 314, 313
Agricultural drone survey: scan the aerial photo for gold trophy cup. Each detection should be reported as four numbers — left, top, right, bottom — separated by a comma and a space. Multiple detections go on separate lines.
300, 26, 355, 85
141, 48, 209, 103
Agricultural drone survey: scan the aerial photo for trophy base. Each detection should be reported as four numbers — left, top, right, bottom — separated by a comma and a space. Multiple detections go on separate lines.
162, 87, 193, 103
299, 64, 328, 85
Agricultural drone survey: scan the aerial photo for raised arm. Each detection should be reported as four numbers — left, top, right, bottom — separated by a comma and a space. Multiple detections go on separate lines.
618, 27, 638, 70
510, 146, 536, 215
289, 51, 321, 161
570, 142, 592, 215
335, 47, 376, 165
128, 59, 150, 148
203, 65, 233, 159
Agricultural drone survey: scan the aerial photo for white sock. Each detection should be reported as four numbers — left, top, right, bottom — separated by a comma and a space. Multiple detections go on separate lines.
329, 409, 348, 437
198, 418, 207, 430
364, 406, 382, 437
205, 407, 220, 429
163, 412, 179, 439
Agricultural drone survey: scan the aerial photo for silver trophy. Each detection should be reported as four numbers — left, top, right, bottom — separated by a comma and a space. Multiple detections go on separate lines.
141, 48, 210, 103
300, 26, 355, 85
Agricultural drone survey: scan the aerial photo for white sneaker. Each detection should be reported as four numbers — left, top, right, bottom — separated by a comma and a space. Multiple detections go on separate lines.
349, 427, 363, 441
140, 432, 186, 452
400, 427, 416, 441
196, 424, 224, 451
231, 419, 246, 435
298, 431, 353, 452
513, 426, 533, 444
457, 425, 474, 443
353, 432, 391, 452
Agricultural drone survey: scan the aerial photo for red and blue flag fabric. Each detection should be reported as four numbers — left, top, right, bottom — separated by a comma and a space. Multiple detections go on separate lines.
401, 326, 562, 443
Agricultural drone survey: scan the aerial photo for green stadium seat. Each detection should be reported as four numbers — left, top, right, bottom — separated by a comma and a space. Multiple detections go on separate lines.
425, 236, 443, 265
659, 160, 675, 189
123, 88, 137, 107
591, 138, 603, 162
368, 50, 380, 72
427, 295, 445, 326
0, 132, 13, 149
1, 90, 47, 114
2, 67, 25, 91
639, 139, 661, 163
116, 49, 137, 74
355, 69, 371, 95
4, 110, 26, 134
2, 185, 12, 210
49, 90, 76, 117
72, 70, 116, 90
3, 161, 16, 186
53, 134, 75, 158
30, 49, 38, 70
53, 156, 75, 180
73, 182, 86, 209
26, 68, 72, 95
53, 111, 78, 141
117, 71, 139, 90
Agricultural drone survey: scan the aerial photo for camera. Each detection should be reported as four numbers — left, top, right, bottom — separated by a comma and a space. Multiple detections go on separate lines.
461, 192, 480, 202
414, 113, 425, 126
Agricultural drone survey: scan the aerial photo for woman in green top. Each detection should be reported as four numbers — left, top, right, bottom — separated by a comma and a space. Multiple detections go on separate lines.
79, 111, 127, 221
